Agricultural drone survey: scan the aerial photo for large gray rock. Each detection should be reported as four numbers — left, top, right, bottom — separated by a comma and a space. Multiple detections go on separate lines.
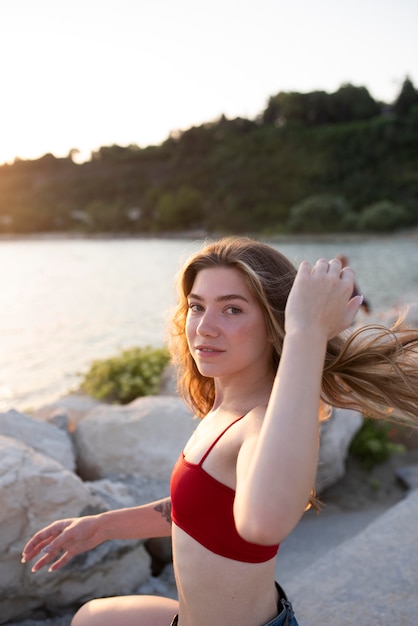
32, 393, 102, 430
74, 396, 196, 481
0, 409, 75, 472
287, 490, 418, 625
0, 435, 150, 624
316, 408, 363, 493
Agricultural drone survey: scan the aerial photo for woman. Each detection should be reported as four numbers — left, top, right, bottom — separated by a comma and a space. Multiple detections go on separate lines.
22, 237, 418, 626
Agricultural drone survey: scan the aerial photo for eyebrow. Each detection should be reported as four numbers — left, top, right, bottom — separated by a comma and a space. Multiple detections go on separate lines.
188, 293, 249, 303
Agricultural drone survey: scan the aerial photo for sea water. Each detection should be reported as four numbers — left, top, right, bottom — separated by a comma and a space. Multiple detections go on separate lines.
1, 234, 417, 411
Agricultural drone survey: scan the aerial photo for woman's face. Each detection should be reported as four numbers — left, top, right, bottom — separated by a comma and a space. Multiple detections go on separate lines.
185, 266, 273, 380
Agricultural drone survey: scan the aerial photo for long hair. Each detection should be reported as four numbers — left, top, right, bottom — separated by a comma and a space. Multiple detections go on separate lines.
169, 236, 418, 426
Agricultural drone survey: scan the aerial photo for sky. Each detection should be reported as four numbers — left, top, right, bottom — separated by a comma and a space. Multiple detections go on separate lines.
1, 0, 417, 165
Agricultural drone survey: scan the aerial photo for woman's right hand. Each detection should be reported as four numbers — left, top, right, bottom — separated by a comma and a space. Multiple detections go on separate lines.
21, 514, 105, 572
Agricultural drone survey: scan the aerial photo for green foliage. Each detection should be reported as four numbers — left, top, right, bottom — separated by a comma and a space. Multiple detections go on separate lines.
80, 346, 171, 404
330, 84, 381, 123
357, 200, 410, 232
1, 79, 418, 235
349, 418, 405, 470
262, 84, 380, 127
287, 194, 353, 233
393, 77, 418, 117
156, 185, 204, 231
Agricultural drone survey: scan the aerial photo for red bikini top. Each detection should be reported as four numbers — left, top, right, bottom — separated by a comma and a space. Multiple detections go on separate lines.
170, 415, 279, 563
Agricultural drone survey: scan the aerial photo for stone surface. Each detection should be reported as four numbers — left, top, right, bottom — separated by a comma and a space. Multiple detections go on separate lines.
0, 435, 150, 624
32, 393, 102, 430
74, 396, 196, 481
395, 464, 418, 491
0, 409, 75, 472
316, 408, 363, 493
0, 396, 194, 622
286, 490, 418, 625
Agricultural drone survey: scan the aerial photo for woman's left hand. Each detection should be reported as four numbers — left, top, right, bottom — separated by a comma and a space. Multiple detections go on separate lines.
285, 258, 363, 340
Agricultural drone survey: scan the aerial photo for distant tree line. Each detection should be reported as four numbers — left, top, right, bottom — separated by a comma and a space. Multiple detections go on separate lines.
1, 78, 418, 235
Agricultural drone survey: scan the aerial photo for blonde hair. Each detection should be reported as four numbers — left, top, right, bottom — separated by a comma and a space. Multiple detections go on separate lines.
169, 236, 418, 428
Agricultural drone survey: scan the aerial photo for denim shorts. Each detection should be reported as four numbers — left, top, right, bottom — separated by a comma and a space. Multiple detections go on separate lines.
264, 582, 299, 626
169, 582, 298, 626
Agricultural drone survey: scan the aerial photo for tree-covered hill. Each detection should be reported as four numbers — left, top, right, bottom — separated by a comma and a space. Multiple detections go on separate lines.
1, 79, 417, 235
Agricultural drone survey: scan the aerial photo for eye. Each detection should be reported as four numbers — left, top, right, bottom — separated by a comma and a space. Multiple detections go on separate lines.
188, 302, 203, 312
224, 306, 242, 315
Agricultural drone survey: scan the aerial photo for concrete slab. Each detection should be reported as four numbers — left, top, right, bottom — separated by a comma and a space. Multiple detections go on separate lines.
281, 491, 418, 625
276, 505, 390, 584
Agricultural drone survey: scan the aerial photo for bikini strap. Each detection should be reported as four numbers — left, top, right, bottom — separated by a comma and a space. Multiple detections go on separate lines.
199, 415, 246, 466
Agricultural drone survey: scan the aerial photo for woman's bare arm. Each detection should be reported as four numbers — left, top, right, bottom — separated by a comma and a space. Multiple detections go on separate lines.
234, 259, 362, 545
22, 496, 172, 572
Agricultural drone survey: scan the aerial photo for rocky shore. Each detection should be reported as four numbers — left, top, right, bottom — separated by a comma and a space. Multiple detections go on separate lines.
1, 387, 418, 625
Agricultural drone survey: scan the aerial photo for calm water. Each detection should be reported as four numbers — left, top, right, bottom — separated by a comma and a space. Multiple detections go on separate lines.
1, 235, 417, 412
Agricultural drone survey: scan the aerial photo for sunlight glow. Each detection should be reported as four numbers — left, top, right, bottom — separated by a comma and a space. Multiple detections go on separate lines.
1, 0, 417, 165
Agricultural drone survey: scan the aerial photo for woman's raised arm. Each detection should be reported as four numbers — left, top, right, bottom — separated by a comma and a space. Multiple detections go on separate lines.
234, 259, 362, 545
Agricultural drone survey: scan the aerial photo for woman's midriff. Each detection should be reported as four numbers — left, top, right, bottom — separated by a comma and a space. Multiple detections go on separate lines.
172, 524, 279, 626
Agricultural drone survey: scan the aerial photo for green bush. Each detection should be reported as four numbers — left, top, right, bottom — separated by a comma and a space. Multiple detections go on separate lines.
80, 346, 171, 404
357, 200, 410, 232
287, 194, 352, 233
349, 418, 405, 470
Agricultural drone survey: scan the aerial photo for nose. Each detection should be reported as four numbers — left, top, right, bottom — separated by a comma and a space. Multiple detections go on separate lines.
196, 309, 219, 337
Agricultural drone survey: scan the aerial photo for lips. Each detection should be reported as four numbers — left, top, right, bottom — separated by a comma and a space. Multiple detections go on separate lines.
195, 345, 225, 354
